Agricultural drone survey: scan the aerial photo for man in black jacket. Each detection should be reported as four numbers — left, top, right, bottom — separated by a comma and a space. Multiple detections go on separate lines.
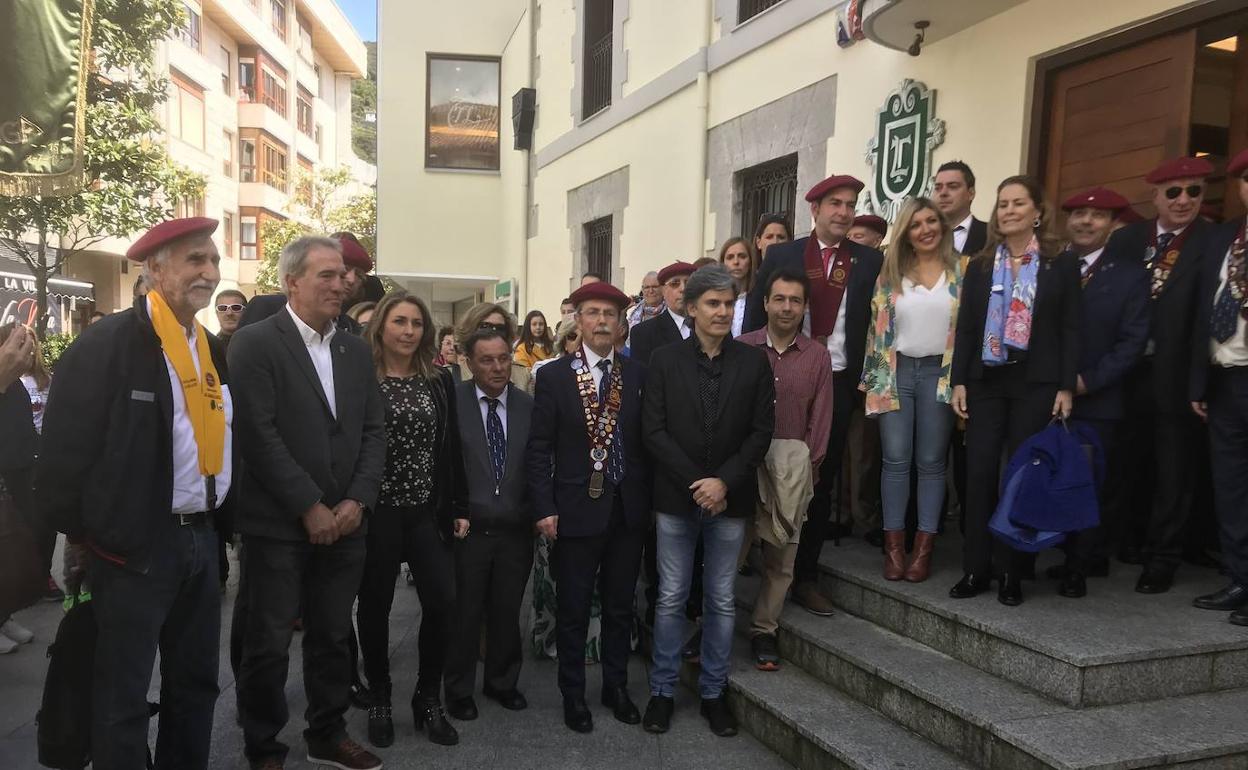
1102, 156, 1214, 595
744, 173, 883, 616
934, 160, 988, 256
628, 261, 694, 366
445, 328, 535, 719
39, 217, 236, 770
229, 235, 385, 770
643, 265, 774, 737
1189, 148, 1248, 623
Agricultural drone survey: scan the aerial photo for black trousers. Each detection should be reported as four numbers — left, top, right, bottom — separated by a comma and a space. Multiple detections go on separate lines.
444, 527, 535, 700
237, 533, 365, 762
88, 517, 220, 770
794, 370, 858, 584
357, 504, 455, 700
962, 365, 1057, 576
1208, 366, 1248, 586
1065, 418, 1121, 572
551, 499, 644, 700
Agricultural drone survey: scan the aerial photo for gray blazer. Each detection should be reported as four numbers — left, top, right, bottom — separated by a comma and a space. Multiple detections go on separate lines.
456, 380, 533, 531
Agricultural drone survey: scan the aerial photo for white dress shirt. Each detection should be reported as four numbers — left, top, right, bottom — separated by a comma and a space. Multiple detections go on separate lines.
953, 213, 975, 254
149, 297, 234, 514
732, 292, 747, 338
582, 345, 617, 390
667, 308, 692, 340
285, 303, 338, 419
476, 384, 509, 440
1079, 247, 1105, 275
1211, 225, 1248, 367
895, 273, 954, 358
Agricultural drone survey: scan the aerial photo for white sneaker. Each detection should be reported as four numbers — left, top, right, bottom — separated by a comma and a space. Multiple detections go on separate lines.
1, 618, 34, 645
0, 634, 17, 654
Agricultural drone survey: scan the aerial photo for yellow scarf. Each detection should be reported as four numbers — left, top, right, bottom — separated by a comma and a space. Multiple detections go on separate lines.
148, 291, 225, 477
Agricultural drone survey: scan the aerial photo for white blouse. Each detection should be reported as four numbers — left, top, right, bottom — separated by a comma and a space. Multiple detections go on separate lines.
894, 272, 953, 358
732, 292, 747, 338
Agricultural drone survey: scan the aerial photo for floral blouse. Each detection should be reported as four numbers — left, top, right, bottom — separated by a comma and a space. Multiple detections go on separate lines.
379, 375, 439, 506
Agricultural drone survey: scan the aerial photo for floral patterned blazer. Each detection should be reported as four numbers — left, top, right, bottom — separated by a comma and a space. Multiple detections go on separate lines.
859, 258, 965, 416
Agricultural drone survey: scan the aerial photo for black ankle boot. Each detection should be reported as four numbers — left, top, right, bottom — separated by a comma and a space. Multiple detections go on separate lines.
367, 699, 394, 748
413, 696, 459, 746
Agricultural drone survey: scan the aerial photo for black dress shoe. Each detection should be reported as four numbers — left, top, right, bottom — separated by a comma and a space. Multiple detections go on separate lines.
998, 574, 1023, 606
445, 696, 478, 721
349, 681, 372, 710
1192, 584, 1248, 611
563, 697, 594, 734
863, 529, 885, 549
1058, 572, 1087, 599
482, 686, 528, 711
642, 695, 673, 734
413, 697, 460, 745
700, 694, 738, 737
1230, 608, 1248, 627
949, 573, 991, 599
601, 686, 641, 724
367, 701, 394, 748
1135, 567, 1174, 594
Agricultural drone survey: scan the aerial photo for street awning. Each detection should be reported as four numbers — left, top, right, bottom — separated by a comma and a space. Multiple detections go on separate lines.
0, 253, 95, 302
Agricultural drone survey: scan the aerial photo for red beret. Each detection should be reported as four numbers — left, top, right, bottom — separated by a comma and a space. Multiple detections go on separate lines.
568, 281, 631, 309
805, 174, 865, 202
1228, 148, 1248, 178
125, 217, 218, 262
1061, 187, 1129, 213
851, 214, 888, 237
657, 261, 696, 284
334, 232, 374, 272
1117, 206, 1145, 224
1144, 156, 1214, 185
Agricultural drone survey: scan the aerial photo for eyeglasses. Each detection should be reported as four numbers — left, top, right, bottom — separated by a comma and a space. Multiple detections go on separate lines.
478, 321, 509, 333
1164, 185, 1203, 200
217, 304, 244, 312
578, 307, 619, 321
641, 284, 661, 291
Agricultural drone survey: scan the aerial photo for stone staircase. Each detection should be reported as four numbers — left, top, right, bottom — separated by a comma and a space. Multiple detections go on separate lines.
722, 536, 1248, 769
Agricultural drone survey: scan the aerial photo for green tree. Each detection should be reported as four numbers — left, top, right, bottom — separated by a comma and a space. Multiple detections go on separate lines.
0, 0, 205, 337
351, 42, 377, 164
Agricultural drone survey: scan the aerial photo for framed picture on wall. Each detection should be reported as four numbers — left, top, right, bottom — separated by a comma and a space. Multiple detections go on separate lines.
425, 54, 501, 171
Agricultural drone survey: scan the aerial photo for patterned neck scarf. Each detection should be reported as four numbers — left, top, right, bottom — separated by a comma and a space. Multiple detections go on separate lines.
982, 236, 1042, 366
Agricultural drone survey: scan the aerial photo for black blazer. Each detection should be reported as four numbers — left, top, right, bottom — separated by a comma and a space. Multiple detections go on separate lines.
629, 310, 684, 367
238, 293, 362, 336
1102, 218, 1210, 412
962, 217, 989, 257
642, 336, 775, 519
1069, 250, 1150, 421
525, 353, 651, 537
951, 251, 1082, 391
1190, 218, 1244, 403
456, 380, 533, 531
36, 298, 239, 572
227, 306, 385, 542
744, 236, 883, 386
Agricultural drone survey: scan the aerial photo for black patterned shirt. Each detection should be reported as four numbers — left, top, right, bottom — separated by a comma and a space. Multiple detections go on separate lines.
379, 375, 438, 506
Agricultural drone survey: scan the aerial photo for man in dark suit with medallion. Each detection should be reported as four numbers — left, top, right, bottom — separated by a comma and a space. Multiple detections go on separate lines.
745, 173, 883, 616
526, 280, 650, 734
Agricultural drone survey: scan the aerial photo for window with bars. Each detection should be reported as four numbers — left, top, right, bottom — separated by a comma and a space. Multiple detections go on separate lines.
740, 154, 798, 240
585, 216, 613, 280
582, 0, 613, 119
738, 0, 785, 24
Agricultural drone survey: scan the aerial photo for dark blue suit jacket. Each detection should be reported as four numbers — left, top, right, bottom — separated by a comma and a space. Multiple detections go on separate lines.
1189, 218, 1245, 403
1070, 249, 1150, 421
525, 353, 651, 537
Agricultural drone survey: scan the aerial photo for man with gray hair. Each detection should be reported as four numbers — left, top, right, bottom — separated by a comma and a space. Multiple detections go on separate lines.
627, 271, 665, 329
229, 235, 386, 770
641, 264, 774, 737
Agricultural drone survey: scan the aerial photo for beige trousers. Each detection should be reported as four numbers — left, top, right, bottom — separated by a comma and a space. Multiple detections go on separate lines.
739, 522, 800, 637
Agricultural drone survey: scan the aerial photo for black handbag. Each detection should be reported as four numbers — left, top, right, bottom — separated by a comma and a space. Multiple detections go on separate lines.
36, 596, 95, 769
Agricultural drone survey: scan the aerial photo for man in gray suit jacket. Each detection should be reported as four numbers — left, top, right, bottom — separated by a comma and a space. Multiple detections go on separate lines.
228, 235, 386, 770
445, 328, 536, 720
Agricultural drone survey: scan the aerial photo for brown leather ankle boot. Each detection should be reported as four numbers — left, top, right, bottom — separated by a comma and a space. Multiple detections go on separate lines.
883, 530, 905, 581
904, 531, 936, 583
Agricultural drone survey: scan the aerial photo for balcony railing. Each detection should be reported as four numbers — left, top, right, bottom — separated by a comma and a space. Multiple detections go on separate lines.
582, 33, 612, 119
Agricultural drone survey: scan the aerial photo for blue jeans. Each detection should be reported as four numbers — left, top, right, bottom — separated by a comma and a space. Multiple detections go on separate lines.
878, 354, 954, 534
650, 511, 745, 699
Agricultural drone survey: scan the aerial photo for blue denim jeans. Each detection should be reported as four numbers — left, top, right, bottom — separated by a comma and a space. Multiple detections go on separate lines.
878, 354, 954, 534
650, 511, 746, 699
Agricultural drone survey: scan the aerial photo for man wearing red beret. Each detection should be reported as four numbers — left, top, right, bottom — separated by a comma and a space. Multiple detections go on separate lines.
525, 281, 651, 734
630, 261, 696, 366
847, 214, 888, 250
1102, 156, 1215, 594
744, 174, 884, 616
38, 217, 236, 769
1189, 148, 1248, 623
1052, 188, 1150, 597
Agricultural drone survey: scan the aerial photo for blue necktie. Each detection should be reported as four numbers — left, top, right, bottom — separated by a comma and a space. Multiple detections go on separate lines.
597, 359, 625, 484
1211, 281, 1243, 344
483, 397, 506, 485
1151, 232, 1175, 268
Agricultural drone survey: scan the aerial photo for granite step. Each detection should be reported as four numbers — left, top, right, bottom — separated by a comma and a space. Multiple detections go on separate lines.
813, 537, 1248, 707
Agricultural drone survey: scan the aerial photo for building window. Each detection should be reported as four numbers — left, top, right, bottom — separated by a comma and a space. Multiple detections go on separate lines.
218, 46, 233, 95
314, 123, 323, 160
223, 129, 235, 177
738, 0, 785, 24
261, 67, 287, 117
739, 154, 798, 240
179, 3, 201, 51
240, 216, 258, 260
223, 212, 236, 258
425, 54, 500, 171
585, 216, 613, 280
239, 136, 257, 182
297, 88, 314, 137
239, 58, 256, 101
175, 195, 205, 219
298, 15, 314, 63
270, 0, 287, 40
262, 142, 288, 191
582, 0, 613, 118
168, 70, 205, 149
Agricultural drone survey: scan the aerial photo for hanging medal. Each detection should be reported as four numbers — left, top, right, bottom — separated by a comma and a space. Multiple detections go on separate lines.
572, 348, 622, 500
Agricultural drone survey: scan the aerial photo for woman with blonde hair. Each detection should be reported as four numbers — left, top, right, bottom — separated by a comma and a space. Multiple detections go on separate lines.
719, 237, 758, 338
860, 198, 963, 583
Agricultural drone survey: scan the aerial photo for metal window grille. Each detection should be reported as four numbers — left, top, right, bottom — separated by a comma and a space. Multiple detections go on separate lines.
740, 154, 798, 240
585, 216, 613, 280
738, 0, 785, 24
582, 0, 613, 118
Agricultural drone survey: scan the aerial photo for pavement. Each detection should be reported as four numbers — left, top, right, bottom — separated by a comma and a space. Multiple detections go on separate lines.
0, 547, 791, 769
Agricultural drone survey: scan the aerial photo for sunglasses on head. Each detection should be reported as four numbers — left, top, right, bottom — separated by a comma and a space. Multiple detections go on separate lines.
217, 304, 244, 312
1164, 185, 1203, 200
478, 321, 509, 332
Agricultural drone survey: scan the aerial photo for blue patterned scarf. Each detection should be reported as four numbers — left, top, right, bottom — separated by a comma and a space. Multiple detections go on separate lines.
982, 237, 1041, 366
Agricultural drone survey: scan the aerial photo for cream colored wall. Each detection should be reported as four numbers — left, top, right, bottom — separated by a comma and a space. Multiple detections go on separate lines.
533, 0, 575, 145
497, 8, 535, 313
621, 1, 706, 97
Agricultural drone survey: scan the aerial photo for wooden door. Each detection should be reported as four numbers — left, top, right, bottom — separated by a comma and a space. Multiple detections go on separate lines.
1044, 30, 1197, 216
